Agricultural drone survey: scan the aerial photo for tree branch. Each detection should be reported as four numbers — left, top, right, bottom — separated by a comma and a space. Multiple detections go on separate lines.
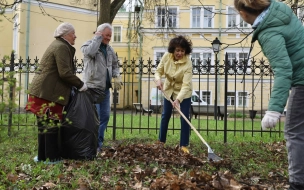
0, 0, 23, 8
110, 0, 125, 23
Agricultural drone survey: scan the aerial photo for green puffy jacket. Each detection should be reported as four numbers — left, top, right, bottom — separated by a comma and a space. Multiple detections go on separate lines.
29, 38, 83, 106
252, 0, 304, 113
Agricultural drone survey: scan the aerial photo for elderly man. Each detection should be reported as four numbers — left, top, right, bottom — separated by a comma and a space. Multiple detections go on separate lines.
81, 23, 122, 152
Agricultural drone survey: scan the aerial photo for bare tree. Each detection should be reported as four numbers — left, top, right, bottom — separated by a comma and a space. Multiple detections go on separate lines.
0, 0, 22, 18
70, 0, 126, 24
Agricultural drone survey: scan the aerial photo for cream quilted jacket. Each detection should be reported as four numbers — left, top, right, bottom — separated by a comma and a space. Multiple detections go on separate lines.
155, 52, 193, 103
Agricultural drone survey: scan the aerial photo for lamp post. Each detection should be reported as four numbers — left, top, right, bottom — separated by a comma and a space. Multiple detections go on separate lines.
211, 37, 222, 120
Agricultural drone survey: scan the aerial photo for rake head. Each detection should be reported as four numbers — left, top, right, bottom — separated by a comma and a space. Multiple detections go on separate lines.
208, 153, 223, 162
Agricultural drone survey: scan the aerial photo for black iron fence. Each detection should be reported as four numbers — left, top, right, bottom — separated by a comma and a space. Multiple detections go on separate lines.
0, 52, 285, 142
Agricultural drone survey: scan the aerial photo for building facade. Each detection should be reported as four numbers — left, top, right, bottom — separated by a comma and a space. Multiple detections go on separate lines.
0, 0, 278, 112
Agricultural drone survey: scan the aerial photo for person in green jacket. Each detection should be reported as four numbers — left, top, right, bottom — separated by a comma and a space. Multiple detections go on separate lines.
234, 0, 304, 189
26, 23, 87, 163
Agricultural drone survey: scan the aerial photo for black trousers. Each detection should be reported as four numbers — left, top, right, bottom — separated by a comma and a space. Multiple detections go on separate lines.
37, 117, 61, 161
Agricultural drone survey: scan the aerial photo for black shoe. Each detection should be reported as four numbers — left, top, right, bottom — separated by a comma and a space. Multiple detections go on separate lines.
289, 183, 304, 190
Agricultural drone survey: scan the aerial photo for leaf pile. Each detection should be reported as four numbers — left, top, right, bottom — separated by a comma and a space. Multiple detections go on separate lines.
97, 142, 288, 189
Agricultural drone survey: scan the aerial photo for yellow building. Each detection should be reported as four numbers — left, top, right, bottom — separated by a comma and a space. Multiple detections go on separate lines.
0, 0, 275, 113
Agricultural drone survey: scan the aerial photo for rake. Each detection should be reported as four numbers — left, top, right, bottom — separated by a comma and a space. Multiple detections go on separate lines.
156, 84, 222, 161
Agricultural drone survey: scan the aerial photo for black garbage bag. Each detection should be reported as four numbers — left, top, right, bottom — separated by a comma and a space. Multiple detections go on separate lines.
60, 90, 99, 160
88, 88, 106, 104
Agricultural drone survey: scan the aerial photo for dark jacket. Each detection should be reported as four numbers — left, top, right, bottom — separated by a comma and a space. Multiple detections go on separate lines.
28, 38, 83, 105
252, 0, 304, 113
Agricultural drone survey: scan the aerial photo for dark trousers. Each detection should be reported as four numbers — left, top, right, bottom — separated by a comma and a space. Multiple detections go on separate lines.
37, 117, 61, 161
158, 97, 191, 146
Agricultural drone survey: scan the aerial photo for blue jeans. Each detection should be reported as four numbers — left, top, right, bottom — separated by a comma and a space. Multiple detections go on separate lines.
159, 97, 191, 147
96, 89, 110, 149
285, 86, 304, 185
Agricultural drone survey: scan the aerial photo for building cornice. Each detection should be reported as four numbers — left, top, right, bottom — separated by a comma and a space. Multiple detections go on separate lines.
20, 0, 135, 19
140, 28, 253, 34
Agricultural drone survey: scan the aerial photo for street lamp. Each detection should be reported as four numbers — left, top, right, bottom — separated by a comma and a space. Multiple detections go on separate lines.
211, 37, 222, 120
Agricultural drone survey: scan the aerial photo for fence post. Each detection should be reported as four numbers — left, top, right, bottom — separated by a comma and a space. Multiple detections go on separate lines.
224, 53, 228, 143
8, 52, 15, 136
112, 88, 117, 141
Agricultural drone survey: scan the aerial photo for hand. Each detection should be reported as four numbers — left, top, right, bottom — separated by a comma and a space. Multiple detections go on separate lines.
114, 76, 123, 90
79, 83, 88, 91
173, 99, 180, 109
261, 111, 281, 130
155, 80, 163, 90
95, 31, 102, 36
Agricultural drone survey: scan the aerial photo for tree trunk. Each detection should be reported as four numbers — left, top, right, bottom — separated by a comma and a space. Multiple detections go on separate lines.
98, 0, 125, 25
99, 0, 111, 25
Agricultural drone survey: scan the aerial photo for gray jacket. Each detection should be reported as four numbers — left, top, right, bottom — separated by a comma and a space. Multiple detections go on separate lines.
81, 35, 120, 90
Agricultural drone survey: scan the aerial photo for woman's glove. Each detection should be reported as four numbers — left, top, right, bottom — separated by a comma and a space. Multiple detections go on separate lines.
79, 83, 88, 91
114, 76, 123, 90
261, 111, 281, 130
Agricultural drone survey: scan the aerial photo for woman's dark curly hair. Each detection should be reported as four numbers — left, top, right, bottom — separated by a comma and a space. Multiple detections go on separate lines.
168, 35, 193, 55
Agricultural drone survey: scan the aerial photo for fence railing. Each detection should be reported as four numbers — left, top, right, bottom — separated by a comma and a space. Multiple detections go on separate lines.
0, 52, 285, 142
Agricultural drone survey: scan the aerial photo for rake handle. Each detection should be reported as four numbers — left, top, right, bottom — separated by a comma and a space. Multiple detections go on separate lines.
155, 81, 212, 151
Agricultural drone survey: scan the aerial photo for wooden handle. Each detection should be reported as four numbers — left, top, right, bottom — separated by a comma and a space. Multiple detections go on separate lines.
154, 81, 212, 150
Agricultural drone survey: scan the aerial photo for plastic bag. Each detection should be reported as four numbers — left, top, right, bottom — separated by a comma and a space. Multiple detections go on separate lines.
60, 90, 99, 160
88, 88, 106, 104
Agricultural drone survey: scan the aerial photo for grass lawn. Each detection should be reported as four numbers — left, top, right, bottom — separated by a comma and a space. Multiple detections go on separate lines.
0, 113, 288, 189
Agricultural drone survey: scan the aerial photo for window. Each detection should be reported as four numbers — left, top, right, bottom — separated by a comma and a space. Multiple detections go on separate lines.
239, 53, 248, 64
227, 92, 235, 106
226, 51, 251, 74
202, 91, 211, 104
203, 7, 213, 28
202, 53, 211, 65
202, 53, 211, 72
156, 52, 165, 61
191, 53, 200, 73
238, 53, 248, 72
228, 7, 237, 27
227, 53, 236, 71
238, 92, 247, 107
228, 7, 248, 28
298, 7, 304, 23
192, 7, 201, 28
240, 18, 248, 27
113, 26, 121, 42
191, 7, 213, 28
157, 7, 177, 28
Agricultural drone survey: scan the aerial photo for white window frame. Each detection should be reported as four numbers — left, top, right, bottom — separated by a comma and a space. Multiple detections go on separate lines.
191, 51, 213, 73
203, 7, 213, 28
113, 26, 122, 42
201, 90, 211, 105
227, 91, 236, 106
153, 49, 166, 71
202, 52, 212, 73
237, 91, 248, 107
155, 52, 165, 61
225, 49, 251, 74
191, 52, 200, 74
191, 7, 201, 28
191, 6, 214, 28
155, 6, 179, 28
227, 7, 249, 28
297, 7, 304, 24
